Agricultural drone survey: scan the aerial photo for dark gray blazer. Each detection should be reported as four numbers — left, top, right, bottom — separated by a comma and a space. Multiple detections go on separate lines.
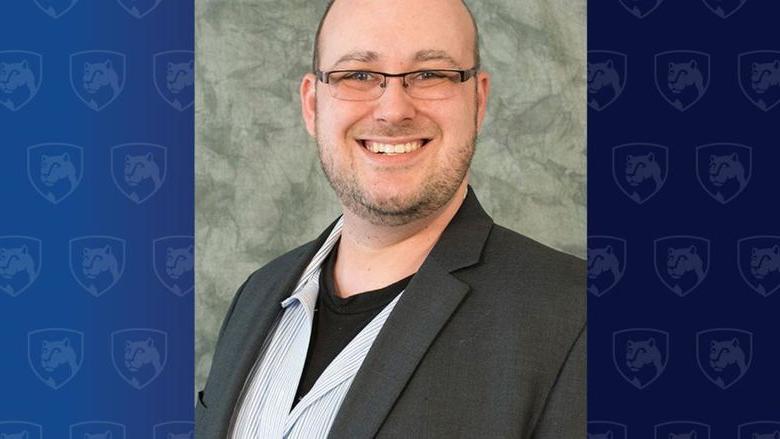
197, 187, 586, 438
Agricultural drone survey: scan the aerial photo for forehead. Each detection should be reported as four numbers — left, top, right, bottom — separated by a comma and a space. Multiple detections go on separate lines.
319, 0, 475, 68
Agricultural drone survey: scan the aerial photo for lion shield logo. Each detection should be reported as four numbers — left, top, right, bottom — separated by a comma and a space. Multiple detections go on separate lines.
613, 143, 668, 204
613, 328, 669, 389
655, 421, 711, 439
0, 422, 43, 439
738, 422, 780, 439
738, 50, 780, 112
153, 236, 194, 296
588, 51, 627, 111
69, 236, 126, 297
153, 422, 194, 439
111, 143, 167, 204
738, 235, 780, 297
69, 421, 126, 439
655, 50, 710, 111
27, 328, 84, 390
654, 236, 710, 297
701, 0, 747, 18
27, 143, 84, 204
588, 236, 627, 297
0, 50, 42, 112
588, 421, 628, 439
696, 143, 752, 204
617, 0, 664, 18
154, 50, 194, 111
116, 0, 163, 18
32, 0, 79, 18
70, 51, 126, 111
112, 328, 168, 390
697, 328, 752, 389
0, 236, 42, 298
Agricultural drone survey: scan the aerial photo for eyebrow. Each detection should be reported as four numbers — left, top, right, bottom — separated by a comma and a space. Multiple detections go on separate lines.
330, 49, 462, 69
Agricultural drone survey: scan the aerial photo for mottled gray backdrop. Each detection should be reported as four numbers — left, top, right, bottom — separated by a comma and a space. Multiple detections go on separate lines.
196, 0, 585, 390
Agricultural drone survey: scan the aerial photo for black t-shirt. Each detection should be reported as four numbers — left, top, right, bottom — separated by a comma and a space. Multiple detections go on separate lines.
292, 240, 412, 409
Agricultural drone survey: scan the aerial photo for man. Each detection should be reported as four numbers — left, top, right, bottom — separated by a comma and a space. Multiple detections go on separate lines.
196, 0, 585, 437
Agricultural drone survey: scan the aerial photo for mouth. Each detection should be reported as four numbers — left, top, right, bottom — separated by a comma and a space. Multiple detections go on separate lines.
357, 138, 432, 155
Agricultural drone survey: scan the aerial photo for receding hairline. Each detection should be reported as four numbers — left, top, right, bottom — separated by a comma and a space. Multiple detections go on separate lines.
311, 0, 481, 72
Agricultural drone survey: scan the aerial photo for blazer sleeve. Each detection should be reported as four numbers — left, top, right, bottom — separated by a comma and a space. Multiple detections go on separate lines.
531, 324, 587, 439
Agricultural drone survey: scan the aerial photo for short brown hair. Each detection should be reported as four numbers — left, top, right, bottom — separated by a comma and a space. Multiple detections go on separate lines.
311, 0, 481, 72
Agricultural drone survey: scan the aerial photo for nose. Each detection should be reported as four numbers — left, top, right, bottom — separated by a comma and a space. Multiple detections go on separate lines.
372, 76, 417, 124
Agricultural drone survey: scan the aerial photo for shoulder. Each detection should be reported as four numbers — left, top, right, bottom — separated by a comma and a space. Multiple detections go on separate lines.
242, 240, 316, 291
460, 223, 585, 342
481, 223, 585, 298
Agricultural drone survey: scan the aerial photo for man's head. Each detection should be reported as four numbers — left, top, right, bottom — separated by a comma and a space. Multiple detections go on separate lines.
300, 0, 490, 226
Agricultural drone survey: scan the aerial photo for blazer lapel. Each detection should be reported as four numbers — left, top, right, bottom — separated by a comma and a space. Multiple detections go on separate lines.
328, 187, 494, 439
204, 219, 340, 437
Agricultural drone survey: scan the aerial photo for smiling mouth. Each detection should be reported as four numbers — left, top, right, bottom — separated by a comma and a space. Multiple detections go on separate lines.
358, 139, 432, 155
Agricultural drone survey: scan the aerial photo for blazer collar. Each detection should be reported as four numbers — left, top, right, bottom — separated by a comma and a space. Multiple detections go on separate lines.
328, 185, 494, 438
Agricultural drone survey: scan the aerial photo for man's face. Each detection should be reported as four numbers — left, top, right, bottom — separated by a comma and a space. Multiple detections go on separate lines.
301, 0, 490, 226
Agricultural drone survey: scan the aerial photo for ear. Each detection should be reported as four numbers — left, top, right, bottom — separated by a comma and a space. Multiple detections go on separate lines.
300, 72, 318, 138
475, 70, 491, 133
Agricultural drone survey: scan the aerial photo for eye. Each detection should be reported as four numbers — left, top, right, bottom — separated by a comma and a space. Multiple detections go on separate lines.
416, 71, 446, 80
343, 71, 374, 81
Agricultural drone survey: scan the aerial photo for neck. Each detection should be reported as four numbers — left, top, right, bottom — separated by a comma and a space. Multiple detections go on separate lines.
333, 181, 468, 298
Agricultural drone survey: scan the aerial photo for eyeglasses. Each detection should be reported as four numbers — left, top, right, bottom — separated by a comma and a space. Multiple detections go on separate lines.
314, 67, 479, 101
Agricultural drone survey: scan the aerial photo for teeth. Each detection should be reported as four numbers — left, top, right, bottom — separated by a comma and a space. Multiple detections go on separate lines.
364, 140, 425, 155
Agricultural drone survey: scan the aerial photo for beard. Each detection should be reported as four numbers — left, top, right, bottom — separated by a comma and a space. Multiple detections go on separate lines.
315, 122, 476, 227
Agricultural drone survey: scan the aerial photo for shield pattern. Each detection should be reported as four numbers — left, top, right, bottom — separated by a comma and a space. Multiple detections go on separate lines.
701, 0, 747, 18
738, 421, 780, 439
654, 421, 711, 439
0, 50, 42, 111
654, 236, 710, 297
617, 0, 665, 18
588, 51, 628, 111
27, 328, 84, 390
0, 236, 42, 298
0, 422, 43, 439
738, 236, 780, 297
153, 235, 194, 296
111, 328, 168, 390
111, 143, 167, 204
655, 50, 711, 111
696, 143, 752, 204
588, 236, 627, 297
32, 0, 79, 18
738, 51, 780, 112
612, 143, 669, 204
69, 421, 126, 439
153, 50, 194, 111
116, 0, 163, 18
696, 328, 753, 389
70, 51, 126, 111
588, 421, 628, 439
27, 143, 84, 205
153, 421, 195, 439
613, 328, 669, 389
69, 236, 126, 297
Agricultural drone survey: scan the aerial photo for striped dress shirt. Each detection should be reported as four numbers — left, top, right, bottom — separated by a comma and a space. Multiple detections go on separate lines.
229, 218, 404, 439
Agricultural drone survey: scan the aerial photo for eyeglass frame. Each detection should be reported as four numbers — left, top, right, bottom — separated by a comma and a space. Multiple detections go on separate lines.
313, 66, 480, 100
